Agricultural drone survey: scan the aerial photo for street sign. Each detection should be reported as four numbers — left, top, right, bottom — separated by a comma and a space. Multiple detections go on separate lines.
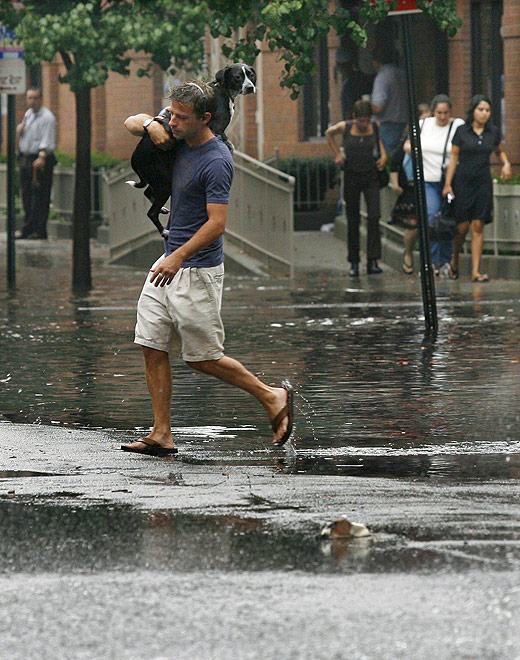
0, 47, 25, 94
371, 0, 422, 15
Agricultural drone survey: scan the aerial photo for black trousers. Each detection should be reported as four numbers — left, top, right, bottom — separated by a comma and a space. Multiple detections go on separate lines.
19, 153, 55, 238
344, 169, 381, 265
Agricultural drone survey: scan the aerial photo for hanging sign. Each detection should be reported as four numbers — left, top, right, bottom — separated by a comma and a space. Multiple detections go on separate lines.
371, 0, 422, 14
0, 47, 25, 94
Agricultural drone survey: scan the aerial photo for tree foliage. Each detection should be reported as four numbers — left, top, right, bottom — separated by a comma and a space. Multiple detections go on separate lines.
0, 0, 461, 97
0, 1, 207, 91
205, 0, 461, 97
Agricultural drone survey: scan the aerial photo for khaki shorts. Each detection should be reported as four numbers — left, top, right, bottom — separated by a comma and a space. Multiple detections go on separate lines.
134, 256, 225, 362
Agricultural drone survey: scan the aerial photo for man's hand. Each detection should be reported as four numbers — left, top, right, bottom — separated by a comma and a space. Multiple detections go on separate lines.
376, 157, 386, 171
147, 120, 175, 151
149, 252, 183, 287
33, 156, 46, 172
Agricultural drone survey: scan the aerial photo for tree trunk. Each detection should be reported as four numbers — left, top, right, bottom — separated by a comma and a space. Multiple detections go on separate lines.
72, 86, 92, 293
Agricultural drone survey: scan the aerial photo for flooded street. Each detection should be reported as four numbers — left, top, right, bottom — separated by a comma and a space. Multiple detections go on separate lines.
1, 240, 520, 659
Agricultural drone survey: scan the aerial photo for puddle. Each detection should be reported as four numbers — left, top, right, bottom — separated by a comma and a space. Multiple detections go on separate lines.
279, 453, 520, 481
0, 470, 62, 479
1, 499, 518, 576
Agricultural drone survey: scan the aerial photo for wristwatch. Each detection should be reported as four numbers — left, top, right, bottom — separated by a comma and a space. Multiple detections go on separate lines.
143, 118, 155, 132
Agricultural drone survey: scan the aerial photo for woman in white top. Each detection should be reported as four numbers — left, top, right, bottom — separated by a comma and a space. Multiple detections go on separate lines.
403, 95, 464, 275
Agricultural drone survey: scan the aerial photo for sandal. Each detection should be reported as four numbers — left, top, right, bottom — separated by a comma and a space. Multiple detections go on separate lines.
472, 273, 489, 282
121, 438, 178, 456
448, 263, 459, 280
272, 380, 294, 447
402, 254, 414, 275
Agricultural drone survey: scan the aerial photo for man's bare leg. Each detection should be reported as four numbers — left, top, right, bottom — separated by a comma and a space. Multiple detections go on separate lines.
124, 346, 175, 450
187, 356, 290, 444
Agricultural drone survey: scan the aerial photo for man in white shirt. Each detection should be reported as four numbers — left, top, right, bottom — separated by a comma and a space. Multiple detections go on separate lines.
16, 88, 57, 240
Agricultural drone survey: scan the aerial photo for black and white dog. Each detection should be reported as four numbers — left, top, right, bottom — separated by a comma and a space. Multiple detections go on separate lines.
126, 64, 256, 237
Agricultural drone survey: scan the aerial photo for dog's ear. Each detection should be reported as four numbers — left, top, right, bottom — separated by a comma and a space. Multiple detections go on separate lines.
215, 67, 227, 84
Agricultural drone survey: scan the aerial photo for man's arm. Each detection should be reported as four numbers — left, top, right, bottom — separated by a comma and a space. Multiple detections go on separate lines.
371, 71, 388, 116
149, 204, 228, 287
124, 113, 173, 149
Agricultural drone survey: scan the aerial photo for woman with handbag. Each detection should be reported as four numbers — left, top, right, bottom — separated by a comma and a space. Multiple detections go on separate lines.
442, 95, 512, 282
403, 95, 463, 275
326, 99, 387, 277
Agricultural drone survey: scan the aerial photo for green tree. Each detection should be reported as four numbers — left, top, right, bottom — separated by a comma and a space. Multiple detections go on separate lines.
0, 0, 207, 292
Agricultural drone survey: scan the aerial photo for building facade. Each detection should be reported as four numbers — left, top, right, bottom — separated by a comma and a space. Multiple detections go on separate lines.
5, 1, 518, 168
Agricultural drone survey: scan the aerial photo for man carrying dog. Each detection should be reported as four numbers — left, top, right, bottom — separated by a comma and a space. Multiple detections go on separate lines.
122, 80, 293, 455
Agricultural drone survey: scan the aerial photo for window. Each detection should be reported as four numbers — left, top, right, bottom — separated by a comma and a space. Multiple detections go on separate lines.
302, 37, 330, 139
471, 0, 504, 133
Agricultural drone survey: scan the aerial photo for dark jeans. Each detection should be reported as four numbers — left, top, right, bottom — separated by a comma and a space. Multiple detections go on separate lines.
19, 153, 55, 238
344, 170, 381, 265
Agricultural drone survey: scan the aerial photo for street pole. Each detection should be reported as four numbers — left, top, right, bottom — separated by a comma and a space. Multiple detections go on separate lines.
401, 13, 438, 338
7, 93, 16, 290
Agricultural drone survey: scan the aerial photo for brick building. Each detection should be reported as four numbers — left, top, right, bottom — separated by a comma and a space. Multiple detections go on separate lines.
7, 0, 518, 168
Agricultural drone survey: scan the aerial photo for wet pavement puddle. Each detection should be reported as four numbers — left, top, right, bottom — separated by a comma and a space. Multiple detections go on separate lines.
0, 470, 62, 479
0, 498, 518, 576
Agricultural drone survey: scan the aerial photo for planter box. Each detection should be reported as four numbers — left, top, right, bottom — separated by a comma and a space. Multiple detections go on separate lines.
491, 183, 520, 254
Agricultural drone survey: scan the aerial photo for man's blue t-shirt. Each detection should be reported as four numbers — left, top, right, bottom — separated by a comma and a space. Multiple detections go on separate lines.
165, 136, 234, 267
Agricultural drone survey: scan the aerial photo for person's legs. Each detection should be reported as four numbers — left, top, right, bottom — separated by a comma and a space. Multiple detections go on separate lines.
470, 219, 487, 280
19, 161, 35, 237
363, 177, 381, 262
344, 175, 361, 273
451, 220, 470, 275
403, 223, 418, 272
143, 346, 174, 445
379, 122, 407, 157
425, 182, 443, 268
187, 357, 290, 445
33, 161, 54, 238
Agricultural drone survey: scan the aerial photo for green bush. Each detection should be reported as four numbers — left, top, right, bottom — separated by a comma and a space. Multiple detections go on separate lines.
495, 174, 520, 185
273, 156, 338, 212
55, 150, 123, 170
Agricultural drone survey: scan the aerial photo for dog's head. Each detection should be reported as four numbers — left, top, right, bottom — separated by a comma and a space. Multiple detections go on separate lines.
215, 64, 257, 98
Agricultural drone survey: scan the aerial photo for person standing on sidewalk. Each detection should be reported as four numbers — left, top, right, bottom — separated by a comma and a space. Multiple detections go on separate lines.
121, 81, 294, 456
327, 100, 387, 277
16, 88, 57, 240
370, 46, 408, 157
443, 94, 512, 282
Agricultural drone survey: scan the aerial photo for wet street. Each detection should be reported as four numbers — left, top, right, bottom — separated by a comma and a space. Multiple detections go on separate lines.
1, 239, 520, 659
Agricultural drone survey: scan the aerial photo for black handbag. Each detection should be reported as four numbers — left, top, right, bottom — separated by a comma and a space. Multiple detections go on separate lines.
429, 197, 457, 241
373, 122, 389, 189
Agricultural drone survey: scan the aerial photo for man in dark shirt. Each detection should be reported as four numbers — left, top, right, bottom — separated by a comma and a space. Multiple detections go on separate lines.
122, 81, 293, 455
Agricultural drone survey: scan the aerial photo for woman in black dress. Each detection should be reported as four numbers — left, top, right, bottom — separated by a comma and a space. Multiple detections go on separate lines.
326, 99, 387, 277
442, 95, 511, 282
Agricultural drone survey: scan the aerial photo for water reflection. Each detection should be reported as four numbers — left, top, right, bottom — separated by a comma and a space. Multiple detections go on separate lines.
1, 499, 518, 575
1, 253, 520, 466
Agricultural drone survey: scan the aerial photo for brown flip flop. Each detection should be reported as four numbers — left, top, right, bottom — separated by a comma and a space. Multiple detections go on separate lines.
121, 438, 178, 456
271, 380, 294, 447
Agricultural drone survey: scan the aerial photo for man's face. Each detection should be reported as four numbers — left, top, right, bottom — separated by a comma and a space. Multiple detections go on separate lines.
26, 90, 42, 112
168, 101, 210, 142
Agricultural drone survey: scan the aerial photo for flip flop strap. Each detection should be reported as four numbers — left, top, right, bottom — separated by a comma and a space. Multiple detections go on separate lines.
271, 405, 288, 432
